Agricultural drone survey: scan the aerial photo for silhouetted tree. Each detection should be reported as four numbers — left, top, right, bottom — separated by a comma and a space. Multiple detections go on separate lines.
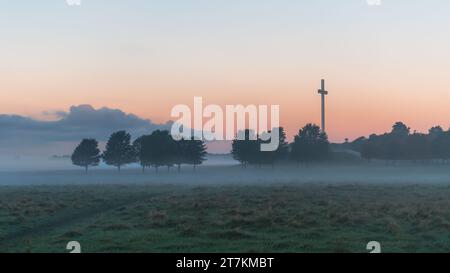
291, 124, 329, 165
173, 138, 190, 173
273, 127, 290, 162
429, 126, 444, 140
140, 130, 177, 173
406, 133, 431, 162
133, 131, 207, 173
431, 129, 450, 164
391, 122, 410, 138
383, 122, 410, 163
231, 130, 259, 167
133, 136, 143, 171
258, 127, 289, 167
348, 136, 367, 153
355, 122, 450, 164
361, 135, 376, 162
103, 131, 135, 173
185, 137, 207, 171
71, 139, 101, 173
133, 135, 148, 173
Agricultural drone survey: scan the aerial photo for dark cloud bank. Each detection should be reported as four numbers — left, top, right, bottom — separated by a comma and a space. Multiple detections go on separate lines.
0, 105, 172, 155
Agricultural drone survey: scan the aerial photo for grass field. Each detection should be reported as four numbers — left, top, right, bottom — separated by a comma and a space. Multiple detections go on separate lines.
1, 183, 450, 253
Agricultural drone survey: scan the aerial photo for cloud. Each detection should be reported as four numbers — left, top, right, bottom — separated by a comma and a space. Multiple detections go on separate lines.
0, 105, 172, 155
41, 110, 68, 119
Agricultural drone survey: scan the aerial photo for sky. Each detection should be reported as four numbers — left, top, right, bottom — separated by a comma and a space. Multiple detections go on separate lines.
1, 0, 450, 152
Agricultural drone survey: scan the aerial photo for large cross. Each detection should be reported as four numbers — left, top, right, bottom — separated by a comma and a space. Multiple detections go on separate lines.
317, 79, 328, 133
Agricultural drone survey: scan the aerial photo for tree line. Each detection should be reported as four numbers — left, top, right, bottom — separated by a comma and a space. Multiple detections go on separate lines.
71, 130, 207, 173
232, 124, 330, 167
72, 122, 450, 172
349, 122, 450, 163
72, 123, 332, 172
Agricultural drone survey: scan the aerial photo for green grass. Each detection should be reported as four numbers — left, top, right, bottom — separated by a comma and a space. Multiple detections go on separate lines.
1, 183, 450, 253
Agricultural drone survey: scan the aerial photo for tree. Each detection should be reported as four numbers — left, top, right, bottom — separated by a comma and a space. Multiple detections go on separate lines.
258, 127, 289, 167
361, 135, 376, 162
291, 124, 329, 165
431, 130, 450, 164
140, 130, 177, 173
103, 131, 136, 173
347, 123, 450, 164
384, 122, 410, 162
231, 129, 259, 167
347, 136, 368, 153
173, 138, 189, 173
391, 122, 410, 138
71, 139, 101, 173
133, 135, 147, 173
406, 133, 431, 162
273, 127, 289, 161
429, 126, 444, 140
185, 137, 207, 171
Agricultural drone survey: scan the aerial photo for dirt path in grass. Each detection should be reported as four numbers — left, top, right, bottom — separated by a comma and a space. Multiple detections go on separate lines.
0, 196, 146, 250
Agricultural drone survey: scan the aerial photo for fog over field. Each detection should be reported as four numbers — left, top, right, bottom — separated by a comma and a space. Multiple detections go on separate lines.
1, 154, 450, 186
